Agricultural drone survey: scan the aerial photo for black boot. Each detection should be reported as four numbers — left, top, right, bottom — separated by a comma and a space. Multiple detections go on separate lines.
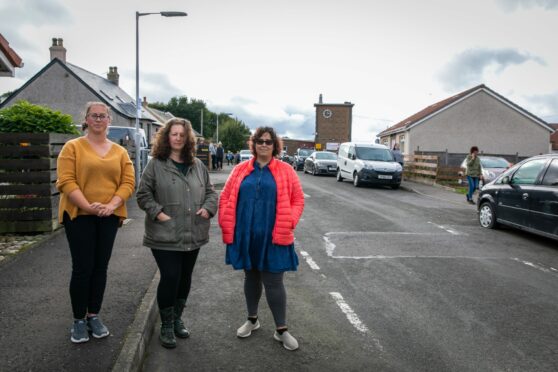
159, 307, 176, 349
174, 298, 190, 338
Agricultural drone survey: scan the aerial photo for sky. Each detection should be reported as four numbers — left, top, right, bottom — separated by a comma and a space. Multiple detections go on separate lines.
1, 0, 557, 140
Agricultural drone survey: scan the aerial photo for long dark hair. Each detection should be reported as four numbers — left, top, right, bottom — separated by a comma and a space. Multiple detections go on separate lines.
250, 126, 283, 158
151, 118, 196, 164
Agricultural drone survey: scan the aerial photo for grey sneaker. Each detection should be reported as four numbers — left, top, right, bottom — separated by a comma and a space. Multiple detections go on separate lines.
71, 319, 90, 344
87, 316, 110, 338
274, 331, 299, 351
236, 319, 260, 338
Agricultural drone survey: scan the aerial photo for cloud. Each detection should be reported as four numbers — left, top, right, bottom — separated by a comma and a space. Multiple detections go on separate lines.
496, 0, 558, 11
438, 48, 546, 91
210, 98, 316, 140
118, 70, 183, 104
524, 91, 558, 119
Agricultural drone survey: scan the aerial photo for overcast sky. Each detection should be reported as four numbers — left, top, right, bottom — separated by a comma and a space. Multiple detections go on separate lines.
1, 0, 557, 140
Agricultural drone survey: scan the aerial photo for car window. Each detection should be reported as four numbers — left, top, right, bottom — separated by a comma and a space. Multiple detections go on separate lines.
298, 149, 312, 156
316, 152, 337, 160
480, 157, 509, 168
355, 147, 393, 162
510, 159, 547, 185
348, 146, 355, 157
541, 159, 558, 186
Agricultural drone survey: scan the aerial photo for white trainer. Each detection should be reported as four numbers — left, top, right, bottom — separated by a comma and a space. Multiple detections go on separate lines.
236, 320, 260, 338
273, 331, 299, 351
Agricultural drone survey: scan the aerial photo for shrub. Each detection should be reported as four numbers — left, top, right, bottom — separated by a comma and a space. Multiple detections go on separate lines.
0, 100, 79, 134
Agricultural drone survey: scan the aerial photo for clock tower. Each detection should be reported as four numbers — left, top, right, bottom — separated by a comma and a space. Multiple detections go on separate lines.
314, 94, 354, 151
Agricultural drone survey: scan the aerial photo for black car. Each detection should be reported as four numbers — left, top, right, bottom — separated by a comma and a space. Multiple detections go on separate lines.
303, 151, 338, 176
477, 153, 558, 241
292, 148, 314, 171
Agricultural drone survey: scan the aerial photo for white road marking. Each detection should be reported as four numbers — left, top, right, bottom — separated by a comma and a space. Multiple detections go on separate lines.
304, 193, 311, 198
511, 258, 554, 274
329, 292, 369, 333
428, 221, 461, 235
300, 250, 320, 270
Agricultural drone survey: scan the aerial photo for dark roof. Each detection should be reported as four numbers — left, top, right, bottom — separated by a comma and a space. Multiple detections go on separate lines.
65, 62, 156, 121
0, 58, 156, 122
377, 84, 553, 137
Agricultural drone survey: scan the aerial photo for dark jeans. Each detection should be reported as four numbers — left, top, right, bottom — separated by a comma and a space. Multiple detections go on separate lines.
63, 213, 119, 319
151, 249, 200, 309
216, 156, 223, 169
467, 176, 479, 201
211, 154, 217, 170
244, 270, 286, 328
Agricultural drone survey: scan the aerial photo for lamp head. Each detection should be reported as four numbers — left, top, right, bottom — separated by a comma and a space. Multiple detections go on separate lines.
161, 11, 188, 17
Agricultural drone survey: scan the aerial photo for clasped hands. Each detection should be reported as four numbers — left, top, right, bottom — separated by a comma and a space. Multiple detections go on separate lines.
90, 202, 117, 217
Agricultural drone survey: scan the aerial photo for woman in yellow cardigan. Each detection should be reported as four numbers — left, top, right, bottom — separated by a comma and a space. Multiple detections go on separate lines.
56, 102, 135, 344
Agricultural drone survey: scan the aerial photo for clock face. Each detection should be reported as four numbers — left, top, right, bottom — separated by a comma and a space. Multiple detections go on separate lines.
323, 109, 332, 119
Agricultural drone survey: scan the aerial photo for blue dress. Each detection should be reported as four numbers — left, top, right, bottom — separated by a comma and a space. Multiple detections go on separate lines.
226, 163, 299, 273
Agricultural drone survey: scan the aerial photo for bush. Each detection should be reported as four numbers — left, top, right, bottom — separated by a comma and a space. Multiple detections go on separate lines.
0, 100, 79, 134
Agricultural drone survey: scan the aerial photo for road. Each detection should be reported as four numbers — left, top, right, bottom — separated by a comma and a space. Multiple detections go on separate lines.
142, 171, 558, 372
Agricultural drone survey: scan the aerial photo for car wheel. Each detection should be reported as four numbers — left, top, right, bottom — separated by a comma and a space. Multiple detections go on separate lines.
312, 166, 317, 176
302, 165, 307, 174
353, 172, 361, 187
336, 169, 343, 182
478, 201, 498, 229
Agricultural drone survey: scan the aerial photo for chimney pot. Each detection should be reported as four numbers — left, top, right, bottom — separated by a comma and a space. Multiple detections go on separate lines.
49, 37, 67, 63
319, 94, 323, 104
107, 66, 119, 86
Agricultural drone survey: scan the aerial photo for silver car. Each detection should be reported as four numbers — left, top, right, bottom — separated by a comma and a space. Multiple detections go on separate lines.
303, 151, 338, 176
460, 156, 511, 187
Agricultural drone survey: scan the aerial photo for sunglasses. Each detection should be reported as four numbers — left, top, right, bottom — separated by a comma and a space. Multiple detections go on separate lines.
255, 139, 274, 146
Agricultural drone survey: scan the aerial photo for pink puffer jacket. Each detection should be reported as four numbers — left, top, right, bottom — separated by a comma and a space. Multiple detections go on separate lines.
219, 157, 304, 245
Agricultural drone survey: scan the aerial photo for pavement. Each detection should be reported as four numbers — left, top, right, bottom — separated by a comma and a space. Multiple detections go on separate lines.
0, 164, 475, 372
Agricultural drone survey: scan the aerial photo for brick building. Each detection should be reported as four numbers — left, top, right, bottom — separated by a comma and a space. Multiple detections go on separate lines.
314, 94, 353, 152
281, 138, 314, 156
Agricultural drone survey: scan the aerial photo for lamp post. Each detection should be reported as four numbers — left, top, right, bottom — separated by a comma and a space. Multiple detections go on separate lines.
216, 112, 233, 143
135, 11, 187, 183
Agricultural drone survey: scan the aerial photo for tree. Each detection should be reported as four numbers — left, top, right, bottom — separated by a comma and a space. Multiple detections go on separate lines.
150, 96, 214, 137
219, 120, 251, 153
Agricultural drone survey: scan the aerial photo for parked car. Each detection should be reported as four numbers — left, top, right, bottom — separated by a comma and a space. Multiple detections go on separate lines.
336, 142, 402, 188
280, 150, 293, 165
477, 153, 558, 241
303, 151, 338, 176
292, 148, 314, 171
239, 149, 253, 162
459, 156, 511, 187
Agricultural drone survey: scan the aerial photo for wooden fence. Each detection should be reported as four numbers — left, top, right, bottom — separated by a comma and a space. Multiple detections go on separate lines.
403, 154, 465, 187
0, 133, 76, 233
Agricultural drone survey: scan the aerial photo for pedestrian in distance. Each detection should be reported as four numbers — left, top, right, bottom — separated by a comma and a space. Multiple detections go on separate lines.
226, 151, 233, 166
219, 126, 305, 351
392, 143, 404, 167
137, 118, 218, 349
216, 142, 224, 170
56, 102, 135, 344
209, 142, 217, 170
465, 145, 482, 204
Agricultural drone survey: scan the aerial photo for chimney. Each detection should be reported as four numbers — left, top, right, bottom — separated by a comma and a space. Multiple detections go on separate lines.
49, 37, 66, 63
319, 94, 323, 104
107, 66, 119, 86
142, 97, 148, 107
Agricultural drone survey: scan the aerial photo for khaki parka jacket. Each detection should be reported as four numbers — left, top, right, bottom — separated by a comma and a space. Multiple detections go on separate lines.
137, 157, 218, 251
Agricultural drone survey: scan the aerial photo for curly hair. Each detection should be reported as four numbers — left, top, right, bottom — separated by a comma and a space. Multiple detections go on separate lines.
250, 126, 283, 158
151, 118, 196, 165
470, 146, 479, 154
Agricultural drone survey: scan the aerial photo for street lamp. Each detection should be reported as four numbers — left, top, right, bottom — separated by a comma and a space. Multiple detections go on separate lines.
216, 112, 233, 143
135, 10, 187, 183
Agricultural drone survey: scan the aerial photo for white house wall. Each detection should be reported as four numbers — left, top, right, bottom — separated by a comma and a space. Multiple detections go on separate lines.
410, 91, 551, 156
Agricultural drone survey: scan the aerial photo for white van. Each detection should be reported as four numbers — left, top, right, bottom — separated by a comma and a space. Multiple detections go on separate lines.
336, 142, 402, 189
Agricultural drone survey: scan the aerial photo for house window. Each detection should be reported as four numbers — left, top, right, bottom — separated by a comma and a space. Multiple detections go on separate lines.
399, 134, 405, 153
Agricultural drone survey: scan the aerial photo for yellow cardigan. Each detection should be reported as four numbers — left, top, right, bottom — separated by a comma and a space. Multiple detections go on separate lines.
56, 137, 135, 223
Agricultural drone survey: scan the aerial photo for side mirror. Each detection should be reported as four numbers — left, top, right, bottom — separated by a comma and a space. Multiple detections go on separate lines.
351, 154, 356, 160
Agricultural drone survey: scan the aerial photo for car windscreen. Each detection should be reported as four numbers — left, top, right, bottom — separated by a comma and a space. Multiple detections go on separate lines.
298, 149, 312, 156
481, 157, 509, 168
355, 147, 393, 162
315, 152, 337, 160
107, 127, 130, 142
240, 150, 251, 155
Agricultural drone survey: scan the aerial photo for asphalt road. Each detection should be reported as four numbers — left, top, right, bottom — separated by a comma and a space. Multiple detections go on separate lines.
142, 171, 558, 372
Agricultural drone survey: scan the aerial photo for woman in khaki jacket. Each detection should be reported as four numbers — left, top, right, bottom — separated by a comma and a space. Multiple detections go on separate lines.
137, 118, 217, 349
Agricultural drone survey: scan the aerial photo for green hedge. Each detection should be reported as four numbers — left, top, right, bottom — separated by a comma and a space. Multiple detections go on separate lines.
0, 100, 79, 134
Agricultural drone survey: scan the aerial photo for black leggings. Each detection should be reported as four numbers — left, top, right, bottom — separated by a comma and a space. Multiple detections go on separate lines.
151, 249, 200, 309
63, 213, 119, 319
244, 270, 286, 328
